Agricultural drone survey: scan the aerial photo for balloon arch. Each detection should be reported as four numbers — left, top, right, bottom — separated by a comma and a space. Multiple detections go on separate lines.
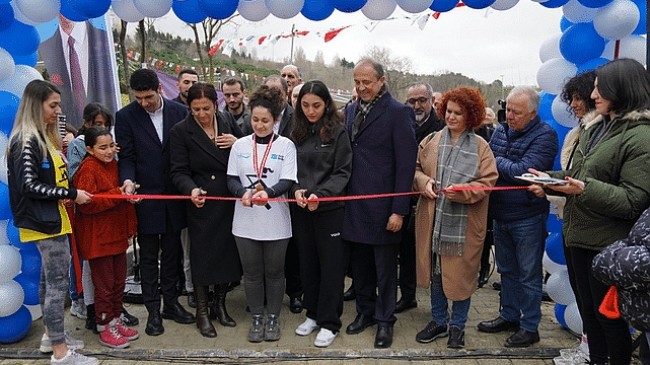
0, 0, 646, 343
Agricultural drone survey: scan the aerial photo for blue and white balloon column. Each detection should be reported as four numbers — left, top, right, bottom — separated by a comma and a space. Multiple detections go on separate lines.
536, 0, 646, 335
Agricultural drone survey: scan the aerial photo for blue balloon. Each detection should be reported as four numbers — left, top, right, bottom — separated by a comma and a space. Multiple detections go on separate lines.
0, 183, 10, 220
0, 21, 40, 57
430, 0, 459, 11
538, 92, 556, 123
539, 0, 570, 8
198, 0, 238, 20
20, 249, 42, 278
0, 91, 20, 136
577, 58, 609, 74
6, 220, 20, 247
14, 273, 39, 305
547, 214, 563, 235
172, 0, 208, 24
331, 0, 367, 12
560, 16, 573, 32
302, 0, 335, 21
577, 0, 613, 8
462, 0, 496, 9
631, 0, 646, 35
0, 306, 31, 344
60, 0, 89, 21
76, 0, 111, 19
560, 23, 606, 65
555, 303, 568, 329
12, 51, 38, 68
0, 3, 13, 32
545, 232, 566, 265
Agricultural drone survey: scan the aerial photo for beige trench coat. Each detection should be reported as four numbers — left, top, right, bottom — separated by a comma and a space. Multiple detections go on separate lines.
413, 131, 498, 301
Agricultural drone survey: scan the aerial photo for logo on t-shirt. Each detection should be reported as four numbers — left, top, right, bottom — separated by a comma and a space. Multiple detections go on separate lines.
270, 154, 284, 161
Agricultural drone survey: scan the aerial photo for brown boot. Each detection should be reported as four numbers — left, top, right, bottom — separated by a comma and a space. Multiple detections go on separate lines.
195, 286, 216, 337
211, 283, 236, 327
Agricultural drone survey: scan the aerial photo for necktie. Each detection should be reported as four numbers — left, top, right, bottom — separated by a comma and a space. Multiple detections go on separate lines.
68, 36, 85, 116
351, 110, 364, 141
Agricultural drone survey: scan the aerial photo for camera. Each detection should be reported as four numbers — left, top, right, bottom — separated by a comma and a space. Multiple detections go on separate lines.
497, 100, 506, 123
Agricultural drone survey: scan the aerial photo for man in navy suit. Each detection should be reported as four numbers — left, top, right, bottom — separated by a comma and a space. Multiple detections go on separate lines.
115, 69, 194, 336
39, 15, 118, 129
342, 59, 418, 348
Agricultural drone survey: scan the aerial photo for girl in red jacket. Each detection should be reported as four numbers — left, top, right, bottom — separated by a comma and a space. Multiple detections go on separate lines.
73, 127, 139, 349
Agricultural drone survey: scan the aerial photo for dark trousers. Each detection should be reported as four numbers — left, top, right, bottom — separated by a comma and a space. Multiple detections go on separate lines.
138, 231, 182, 312
398, 208, 416, 300
89, 252, 126, 325
284, 236, 303, 299
348, 240, 398, 326
568, 246, 632, 365
293, 208, 345, 332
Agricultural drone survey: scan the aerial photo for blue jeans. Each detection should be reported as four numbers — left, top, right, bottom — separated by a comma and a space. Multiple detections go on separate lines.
493, 211, 547, 332
430, 273, 471, 330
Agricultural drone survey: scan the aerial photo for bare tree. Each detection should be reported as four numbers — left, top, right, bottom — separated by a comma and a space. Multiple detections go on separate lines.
362, 45, 416, 99
118, 20, 133, 101
188, 15, 238, 83
137, 20, 146, 65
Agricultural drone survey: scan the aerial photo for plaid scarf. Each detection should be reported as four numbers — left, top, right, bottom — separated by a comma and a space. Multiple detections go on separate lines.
432, 127, 479, 262
351, 85, 386, 141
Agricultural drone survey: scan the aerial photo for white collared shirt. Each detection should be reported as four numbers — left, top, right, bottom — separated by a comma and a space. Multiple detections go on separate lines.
273, 107, 286, 135
59, 22, 89, 93
147, 96, 165, 142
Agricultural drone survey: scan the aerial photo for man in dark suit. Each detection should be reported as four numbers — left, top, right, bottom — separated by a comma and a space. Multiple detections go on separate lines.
342, 59, 418, 348
39, 15, 118, 129
115, 69, 195, 336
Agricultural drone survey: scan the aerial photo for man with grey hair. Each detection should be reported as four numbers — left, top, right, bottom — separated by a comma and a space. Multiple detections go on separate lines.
477, 86, 558, 348
281, 64, 302, 106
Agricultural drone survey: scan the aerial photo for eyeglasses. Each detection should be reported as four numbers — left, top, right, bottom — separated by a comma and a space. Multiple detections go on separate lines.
407, 97, 430, 105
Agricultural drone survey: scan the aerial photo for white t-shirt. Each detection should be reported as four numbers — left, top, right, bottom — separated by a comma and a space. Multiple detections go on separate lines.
227, 134, 297, 241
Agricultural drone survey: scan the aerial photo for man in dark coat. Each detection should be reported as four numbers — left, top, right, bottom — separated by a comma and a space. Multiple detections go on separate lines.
115, 69, 194, 337
342, 59, 418, 348
39, 15, 119, 129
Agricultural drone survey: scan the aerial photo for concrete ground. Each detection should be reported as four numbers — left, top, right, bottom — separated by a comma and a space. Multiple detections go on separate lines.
0, 271, 588, 365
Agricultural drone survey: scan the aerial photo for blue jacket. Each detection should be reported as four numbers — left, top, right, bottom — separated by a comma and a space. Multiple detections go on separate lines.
489, 115, 558, 221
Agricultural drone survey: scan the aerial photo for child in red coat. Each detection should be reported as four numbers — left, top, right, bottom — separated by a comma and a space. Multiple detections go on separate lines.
73, 127, 139, 349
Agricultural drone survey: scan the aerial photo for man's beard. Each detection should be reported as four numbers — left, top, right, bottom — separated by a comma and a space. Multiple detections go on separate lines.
415, 112, 427, 123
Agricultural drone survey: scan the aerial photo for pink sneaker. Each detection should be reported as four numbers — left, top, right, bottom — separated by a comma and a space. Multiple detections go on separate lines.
98, 320, 130, 349
115, 319, 139, 340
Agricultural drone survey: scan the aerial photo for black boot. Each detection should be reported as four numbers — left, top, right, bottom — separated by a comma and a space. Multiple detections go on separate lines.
211, 283, 236, 327
195, 286, 217, 338
85, 304, 98, 334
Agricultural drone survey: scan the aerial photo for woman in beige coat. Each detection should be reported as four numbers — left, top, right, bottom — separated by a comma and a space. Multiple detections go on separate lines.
413, 87, 497, 348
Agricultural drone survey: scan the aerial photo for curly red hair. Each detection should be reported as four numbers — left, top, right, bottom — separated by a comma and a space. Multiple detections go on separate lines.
437, 87, 486, 130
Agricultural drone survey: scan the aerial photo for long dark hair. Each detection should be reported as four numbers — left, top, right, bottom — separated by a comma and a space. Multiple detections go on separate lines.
78, 102, 113, 136
291, 80, 342, 145
595, 58, 650, 115
561, 71, 596, 118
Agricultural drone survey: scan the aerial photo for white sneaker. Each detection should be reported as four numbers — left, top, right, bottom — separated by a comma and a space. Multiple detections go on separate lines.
70, 300, 87, 320
50, 349, 98, 365
295, 318, 318, 336
40, 332, 85, 353
314, 328, 337, 348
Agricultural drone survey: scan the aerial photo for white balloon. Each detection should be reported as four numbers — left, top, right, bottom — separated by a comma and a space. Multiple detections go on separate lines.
362, 0, 397, 20
537, 58, 577, 95
0, 220, 8, 246
601, 35, 647, 66
547, 269, 576, 305
0, 65, 43, 98
238, 0, 270, 21
396, 0, 434, 13
0, 48, 15, 83
565, 301, 583, 335
552, 94, 579, 128
0, 246, 21, 283
14, 0, 61, 24
10, 1, 40, 26
491, 0, 519, 10
111, 0, 145, 23
0, 154, 6, 186
0, 281, 24, 317
539, 34, 563, 63
593, 0, 640, 40
265, 0, 304, 19
133, 0, 173, 18
562, 0, 597, 23
25, 303, 42, 321
543, 251, 565, 275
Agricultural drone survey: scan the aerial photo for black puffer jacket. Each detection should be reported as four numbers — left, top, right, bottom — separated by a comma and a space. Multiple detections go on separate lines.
592, 206, 650, 331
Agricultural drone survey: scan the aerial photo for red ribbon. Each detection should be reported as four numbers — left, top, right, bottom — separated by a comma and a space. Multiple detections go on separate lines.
92, 185, 529, 203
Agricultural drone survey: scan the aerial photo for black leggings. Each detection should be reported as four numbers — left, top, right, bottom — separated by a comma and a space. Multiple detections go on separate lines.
566, 246, 631, 365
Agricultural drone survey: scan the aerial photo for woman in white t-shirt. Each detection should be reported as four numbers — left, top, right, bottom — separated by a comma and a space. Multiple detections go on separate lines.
227, 85, 297, 343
